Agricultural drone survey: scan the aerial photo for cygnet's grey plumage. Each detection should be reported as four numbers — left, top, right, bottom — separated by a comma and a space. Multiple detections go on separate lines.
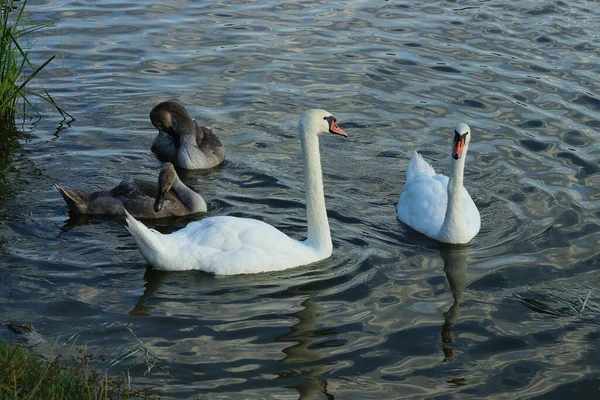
150, 101, 225, 169
54, 162, 206, 218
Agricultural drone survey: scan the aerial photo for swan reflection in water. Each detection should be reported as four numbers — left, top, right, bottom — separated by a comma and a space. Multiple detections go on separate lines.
439, 244, 468, 363
275, 295, 335, 400
129, 264, 336, 399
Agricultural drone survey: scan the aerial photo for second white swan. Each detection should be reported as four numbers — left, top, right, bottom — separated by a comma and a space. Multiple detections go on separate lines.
125, 109, 347, 274
396, 123, 480, 244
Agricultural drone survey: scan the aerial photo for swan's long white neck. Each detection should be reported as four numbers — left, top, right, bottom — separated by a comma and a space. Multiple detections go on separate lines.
172, 178, 207, 213
438, 153, 468, 242
300, 128, 332, 255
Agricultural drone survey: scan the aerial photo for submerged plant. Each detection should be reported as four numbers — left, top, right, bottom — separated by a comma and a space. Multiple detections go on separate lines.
516, 287, 598, 321
0, 0, 70, 125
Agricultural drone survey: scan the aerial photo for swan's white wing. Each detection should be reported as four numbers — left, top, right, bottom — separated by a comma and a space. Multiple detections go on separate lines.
163, 216, 317, 274
397, 174, 448, 238
406, 151, 436, 182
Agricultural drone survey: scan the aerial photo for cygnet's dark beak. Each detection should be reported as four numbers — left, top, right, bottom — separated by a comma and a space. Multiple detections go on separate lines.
154, 190, 166, 212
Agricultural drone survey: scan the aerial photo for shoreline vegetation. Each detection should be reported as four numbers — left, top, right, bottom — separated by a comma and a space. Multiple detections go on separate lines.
0, 0, 72, 127
0, 338, 158, 399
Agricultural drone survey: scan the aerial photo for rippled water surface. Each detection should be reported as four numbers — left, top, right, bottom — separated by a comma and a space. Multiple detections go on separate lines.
1, 0, 599, 398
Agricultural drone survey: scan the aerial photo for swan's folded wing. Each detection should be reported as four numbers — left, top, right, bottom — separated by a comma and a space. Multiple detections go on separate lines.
406, 151, 436, 182
397, 174, 448, 238
195, 121, 224, 154
171, 216, 301, 254
166, 216, 313, 274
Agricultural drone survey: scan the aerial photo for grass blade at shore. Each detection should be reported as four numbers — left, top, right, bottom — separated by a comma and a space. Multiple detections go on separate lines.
0, 0, 72, 124
0, 339, 157, 399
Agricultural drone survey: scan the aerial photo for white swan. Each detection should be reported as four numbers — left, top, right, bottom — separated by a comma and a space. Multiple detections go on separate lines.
396, 123, 480, 244
125, 109, 348, 274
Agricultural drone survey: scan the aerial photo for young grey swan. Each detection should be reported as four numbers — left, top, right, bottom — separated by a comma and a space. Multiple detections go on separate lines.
150, 101, 225, 169
54, 163, 207, 218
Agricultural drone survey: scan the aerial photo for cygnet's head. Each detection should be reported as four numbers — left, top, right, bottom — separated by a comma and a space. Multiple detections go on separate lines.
299, 109, 348, 138
452, 123, 471, 160
154, 162, 178, 212
150, 101, 192, 137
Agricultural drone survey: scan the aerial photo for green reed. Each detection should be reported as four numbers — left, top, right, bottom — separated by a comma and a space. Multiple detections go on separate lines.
0, 0, 69, 125
0, 339, 157, 399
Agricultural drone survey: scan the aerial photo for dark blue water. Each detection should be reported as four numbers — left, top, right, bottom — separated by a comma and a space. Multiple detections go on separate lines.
1, 1, 599, 398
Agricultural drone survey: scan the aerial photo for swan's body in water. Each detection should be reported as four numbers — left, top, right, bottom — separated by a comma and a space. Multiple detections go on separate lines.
125, 109, 347, 274
150, 101, 225, 169
397, 123, 480, 244
54, 163, 206, 218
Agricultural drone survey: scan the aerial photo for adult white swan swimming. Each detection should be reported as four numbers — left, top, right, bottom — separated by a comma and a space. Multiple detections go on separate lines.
396, 123, 480, 244
125, 109, 347, 274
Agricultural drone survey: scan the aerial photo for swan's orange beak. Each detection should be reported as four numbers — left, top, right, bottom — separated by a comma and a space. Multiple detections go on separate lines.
329, 120, 347, 137
452, 132, 466, 160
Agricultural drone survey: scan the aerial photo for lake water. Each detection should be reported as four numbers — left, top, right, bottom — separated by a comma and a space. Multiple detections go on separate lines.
1, 0, 599, 398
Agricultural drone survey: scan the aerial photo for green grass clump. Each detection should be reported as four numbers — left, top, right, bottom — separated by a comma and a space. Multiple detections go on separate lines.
0, 340, 157, 399
0, 0, 70, 125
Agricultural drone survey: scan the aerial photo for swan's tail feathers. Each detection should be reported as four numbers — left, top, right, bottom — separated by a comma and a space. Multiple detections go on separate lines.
124, 209, 164, 264
406, 151, 436, 181
53, 184, 88, 214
